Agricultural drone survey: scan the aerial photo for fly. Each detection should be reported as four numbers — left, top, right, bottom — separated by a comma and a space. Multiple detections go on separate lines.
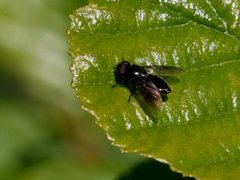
113, 60, 182, 109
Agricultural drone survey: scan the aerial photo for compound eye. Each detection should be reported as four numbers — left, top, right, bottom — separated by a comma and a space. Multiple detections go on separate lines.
119, 62, 129, 75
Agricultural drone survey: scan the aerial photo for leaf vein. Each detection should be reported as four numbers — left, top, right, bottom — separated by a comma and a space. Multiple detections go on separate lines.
160, 2, 240, 41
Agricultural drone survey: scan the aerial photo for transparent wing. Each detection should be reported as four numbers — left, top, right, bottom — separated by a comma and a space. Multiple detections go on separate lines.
138, 81, 162, 110
144, 65, 183, 76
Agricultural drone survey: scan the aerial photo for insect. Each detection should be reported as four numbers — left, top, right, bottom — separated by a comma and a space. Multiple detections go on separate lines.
113, 60, 182, 109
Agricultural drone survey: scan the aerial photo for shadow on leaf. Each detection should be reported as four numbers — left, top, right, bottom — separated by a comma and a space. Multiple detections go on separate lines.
117, 160, 195, 180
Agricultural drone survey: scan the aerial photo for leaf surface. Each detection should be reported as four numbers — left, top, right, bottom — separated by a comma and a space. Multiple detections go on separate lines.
68, 0, 240, 178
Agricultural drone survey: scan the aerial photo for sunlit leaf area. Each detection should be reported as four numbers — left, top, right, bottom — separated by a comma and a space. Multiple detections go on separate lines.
68, 0, 240, 179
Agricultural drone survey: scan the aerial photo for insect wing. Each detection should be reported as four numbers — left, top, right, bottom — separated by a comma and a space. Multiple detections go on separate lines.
139, 81, 162, 109
145, 65, 183, 76
146, 74, 171, 94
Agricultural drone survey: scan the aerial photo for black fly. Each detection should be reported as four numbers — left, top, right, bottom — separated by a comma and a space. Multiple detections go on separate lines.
113, 60, 182, 109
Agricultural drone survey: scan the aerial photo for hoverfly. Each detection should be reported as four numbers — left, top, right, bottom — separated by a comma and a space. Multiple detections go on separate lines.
113, 60, 182, 109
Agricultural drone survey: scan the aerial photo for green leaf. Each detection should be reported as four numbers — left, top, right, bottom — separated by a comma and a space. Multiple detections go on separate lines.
68, 0, 240, 179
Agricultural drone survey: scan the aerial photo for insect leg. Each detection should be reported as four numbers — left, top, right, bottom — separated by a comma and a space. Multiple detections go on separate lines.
128, 93, 133, 102
128, 86, 136, 102
111, 83, 125, 88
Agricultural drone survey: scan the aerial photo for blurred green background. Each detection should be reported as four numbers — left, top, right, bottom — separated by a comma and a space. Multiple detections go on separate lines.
0, 0, 143, 179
